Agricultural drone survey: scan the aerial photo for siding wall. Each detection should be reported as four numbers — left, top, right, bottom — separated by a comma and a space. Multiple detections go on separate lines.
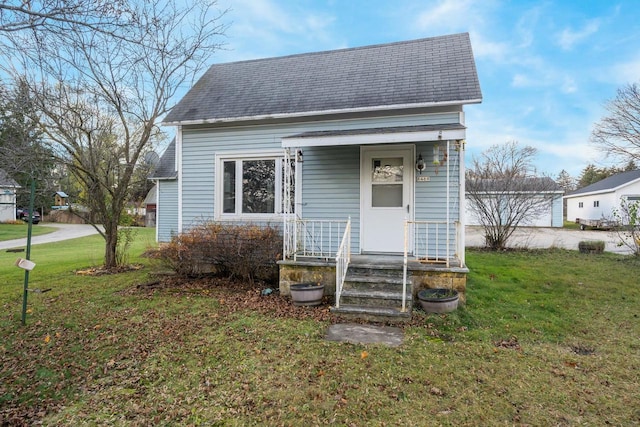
158, 111, 464, 251
157, 179, 179, 242
414, 141, 461, 257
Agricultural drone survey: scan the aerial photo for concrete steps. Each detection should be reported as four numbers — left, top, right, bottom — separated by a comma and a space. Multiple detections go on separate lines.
331, 264, 412, 323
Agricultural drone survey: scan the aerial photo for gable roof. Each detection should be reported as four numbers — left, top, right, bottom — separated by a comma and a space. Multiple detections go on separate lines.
163, 33, 482, 125
150, 139, 177, 180
0, 169, 19, 188
566, 170, 640, 198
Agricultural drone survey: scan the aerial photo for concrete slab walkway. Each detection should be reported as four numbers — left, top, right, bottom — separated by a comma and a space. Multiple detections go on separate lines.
325, 323, 404, 347
0, 223, 102, 250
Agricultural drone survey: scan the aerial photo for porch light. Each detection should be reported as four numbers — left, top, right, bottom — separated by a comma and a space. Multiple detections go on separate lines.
415, 154, 425, 174
296, 149, 303, 163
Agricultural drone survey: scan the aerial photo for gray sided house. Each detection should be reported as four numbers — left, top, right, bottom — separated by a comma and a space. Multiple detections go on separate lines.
157, 33, 482, 321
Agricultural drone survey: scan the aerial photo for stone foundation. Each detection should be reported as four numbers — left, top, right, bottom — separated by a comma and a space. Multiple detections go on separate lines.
278, 260, 467, 303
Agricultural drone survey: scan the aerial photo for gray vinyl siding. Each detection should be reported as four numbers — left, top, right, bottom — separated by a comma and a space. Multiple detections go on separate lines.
414, 141, 461, 258
157, 179, 179, 242
301, 145, 361, 252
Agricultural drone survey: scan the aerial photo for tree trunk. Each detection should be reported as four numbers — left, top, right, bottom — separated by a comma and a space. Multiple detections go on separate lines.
104, 220, 119, 269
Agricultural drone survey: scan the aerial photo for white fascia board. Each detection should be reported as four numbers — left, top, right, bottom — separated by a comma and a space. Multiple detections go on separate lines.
563, 189, 613, 199
161, 99, 481, 127
282, 128, 466, 148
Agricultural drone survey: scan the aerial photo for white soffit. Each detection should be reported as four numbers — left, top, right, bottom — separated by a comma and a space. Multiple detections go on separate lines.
282, 126, 466, 148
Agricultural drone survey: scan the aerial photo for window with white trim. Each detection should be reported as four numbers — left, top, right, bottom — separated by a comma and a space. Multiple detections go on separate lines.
578, 202, 583, 208
593, 201, 599, 207
217, 154, 293, 218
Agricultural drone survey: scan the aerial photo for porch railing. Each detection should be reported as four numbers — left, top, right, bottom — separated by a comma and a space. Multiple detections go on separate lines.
334, 217, 351, 309
286, 218, 349, 260
406, 220, 460, 267
403, 220, 461, 309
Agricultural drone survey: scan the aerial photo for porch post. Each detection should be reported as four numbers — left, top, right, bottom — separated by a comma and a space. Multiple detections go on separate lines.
446, 140, 450, 268
458, 140, 466, 267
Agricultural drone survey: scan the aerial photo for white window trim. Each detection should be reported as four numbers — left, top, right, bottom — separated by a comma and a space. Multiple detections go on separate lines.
215, 149, 286, 221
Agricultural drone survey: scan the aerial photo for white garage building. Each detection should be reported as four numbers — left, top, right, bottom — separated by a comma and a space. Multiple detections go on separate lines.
564, 170, 640, 223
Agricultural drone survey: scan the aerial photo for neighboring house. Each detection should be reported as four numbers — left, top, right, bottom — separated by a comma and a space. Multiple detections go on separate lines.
158, 33, 482, 320
565, 170, 640, 223
0, 169, 20, 222
465, 177, 564, 227
144, 184, 157, 227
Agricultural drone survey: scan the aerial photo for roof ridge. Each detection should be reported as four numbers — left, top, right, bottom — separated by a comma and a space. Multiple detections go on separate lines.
210, 32, 470, 67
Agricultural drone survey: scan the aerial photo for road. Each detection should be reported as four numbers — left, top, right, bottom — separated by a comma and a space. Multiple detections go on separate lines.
0, 223, 102, 251
0, 223, 634, 255
465, 225, 634, 254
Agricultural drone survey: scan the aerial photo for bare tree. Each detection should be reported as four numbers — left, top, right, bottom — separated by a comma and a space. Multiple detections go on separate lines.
611, 198, 640, 256
3, 0, 227, 268
466, 141, 561, 250
0, 1, 127, 34
591, 83, 640, 164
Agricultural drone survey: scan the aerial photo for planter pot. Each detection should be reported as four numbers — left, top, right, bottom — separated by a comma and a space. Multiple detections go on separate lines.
417, 288, 459, 313
290, 283, 325, 306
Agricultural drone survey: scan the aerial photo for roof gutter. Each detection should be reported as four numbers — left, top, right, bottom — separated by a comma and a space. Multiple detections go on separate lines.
161, 98, 483, 127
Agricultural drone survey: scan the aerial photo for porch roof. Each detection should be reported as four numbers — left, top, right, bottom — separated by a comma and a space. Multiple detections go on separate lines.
281, 123, 466, 148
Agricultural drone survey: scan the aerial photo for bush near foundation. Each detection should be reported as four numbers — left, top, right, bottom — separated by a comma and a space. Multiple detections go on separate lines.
158, 222, 282, 283
578, 240, 605, 254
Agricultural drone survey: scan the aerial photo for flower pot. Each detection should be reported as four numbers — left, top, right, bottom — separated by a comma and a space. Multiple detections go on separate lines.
417, 288, 459, 313
290, 283, 325, 306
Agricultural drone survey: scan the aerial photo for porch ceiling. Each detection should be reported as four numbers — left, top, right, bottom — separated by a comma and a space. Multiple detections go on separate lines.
281, 123, 466, 148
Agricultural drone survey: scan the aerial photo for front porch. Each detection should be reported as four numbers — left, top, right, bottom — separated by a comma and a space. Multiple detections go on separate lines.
279, 219, 468, 322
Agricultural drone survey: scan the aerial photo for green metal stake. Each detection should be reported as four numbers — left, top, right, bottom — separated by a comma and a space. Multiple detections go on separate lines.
21, 179, 35, 326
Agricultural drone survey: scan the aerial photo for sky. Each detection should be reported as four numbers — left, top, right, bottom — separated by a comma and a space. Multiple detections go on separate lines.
199, 0, 640, 178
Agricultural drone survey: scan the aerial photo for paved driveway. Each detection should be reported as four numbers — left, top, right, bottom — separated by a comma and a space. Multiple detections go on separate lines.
465, 226, 634, 254
0, 223, 102, 250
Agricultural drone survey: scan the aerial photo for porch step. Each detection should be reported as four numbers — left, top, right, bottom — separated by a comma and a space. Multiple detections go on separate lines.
330, 305, 411, 323
339, 289, 412, 308
331, 264, 413, 322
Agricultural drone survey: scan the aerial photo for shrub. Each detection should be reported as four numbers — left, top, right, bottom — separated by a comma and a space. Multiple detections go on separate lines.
157, 222, 282, 283
578, 240, 605, 254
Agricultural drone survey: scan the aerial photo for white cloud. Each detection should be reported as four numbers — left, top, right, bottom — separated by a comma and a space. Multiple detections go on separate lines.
609, 56, 640, 85
415, 0, 476, 31
557, 19, 600, 50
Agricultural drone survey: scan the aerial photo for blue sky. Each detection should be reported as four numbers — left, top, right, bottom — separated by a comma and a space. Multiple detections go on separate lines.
205, 0, 640, 178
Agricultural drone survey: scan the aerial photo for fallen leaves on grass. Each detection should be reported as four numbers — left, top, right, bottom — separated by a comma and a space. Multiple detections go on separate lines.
493, 336, 521, 350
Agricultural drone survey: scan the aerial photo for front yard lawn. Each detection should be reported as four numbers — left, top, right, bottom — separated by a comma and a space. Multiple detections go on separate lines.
0, 223, 57, 242
1, 231, 638, 425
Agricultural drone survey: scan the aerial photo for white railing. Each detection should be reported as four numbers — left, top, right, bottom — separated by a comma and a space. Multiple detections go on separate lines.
403, 220, 460, 309
407, 220, 460, 267
334, 217, 351, 309
290, 219, 349, 260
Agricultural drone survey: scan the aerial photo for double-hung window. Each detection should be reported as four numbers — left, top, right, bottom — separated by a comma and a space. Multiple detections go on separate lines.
217, 152, 293, 219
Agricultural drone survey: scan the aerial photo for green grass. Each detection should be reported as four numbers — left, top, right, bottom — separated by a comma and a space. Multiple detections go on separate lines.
0, 223, 57, 241
1, 237, 639, 425
563, 220, 581, 230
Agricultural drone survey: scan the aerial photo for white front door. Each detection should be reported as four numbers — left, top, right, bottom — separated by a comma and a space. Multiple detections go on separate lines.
361, 146, 413, 253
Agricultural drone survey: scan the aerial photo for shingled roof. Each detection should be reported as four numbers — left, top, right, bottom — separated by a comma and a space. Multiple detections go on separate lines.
150, 139, 177, 180
163, 33, 482, 125
566, 170, 640, 197
0, 169, 19, 187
